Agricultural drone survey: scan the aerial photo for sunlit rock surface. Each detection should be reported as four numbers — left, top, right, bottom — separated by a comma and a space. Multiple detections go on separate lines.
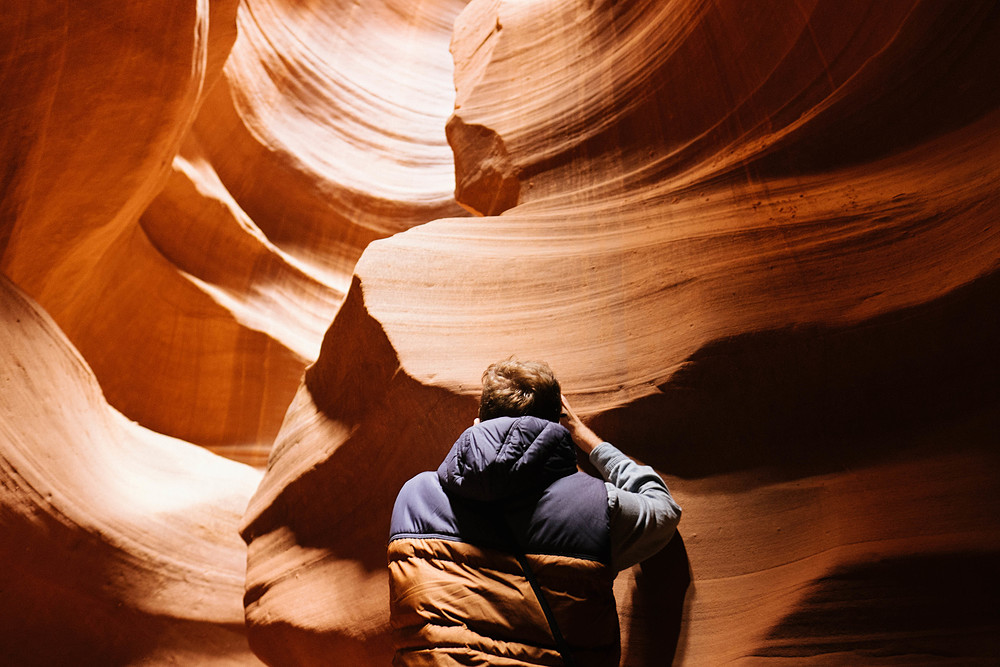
2, 0, 1000, 665
1, 0, 465, 662
243, 0, 1000, 665
0, 274, 264, 664
1, 0, 466, 465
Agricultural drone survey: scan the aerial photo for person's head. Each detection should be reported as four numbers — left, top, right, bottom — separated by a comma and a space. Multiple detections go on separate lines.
478, 358, 562, 423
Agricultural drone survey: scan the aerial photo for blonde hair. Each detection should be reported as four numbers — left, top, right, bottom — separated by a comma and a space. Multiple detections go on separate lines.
478, 359, 561, 423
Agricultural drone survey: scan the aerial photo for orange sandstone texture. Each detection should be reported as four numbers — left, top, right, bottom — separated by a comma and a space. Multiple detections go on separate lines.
0, 0, 466, 464
243, 0, 1000, 665
0, 275, 264, 664
1, 0, 999, 665
0, 0, 467, 662
0, 0, 286, 461
192, 0, 470, 288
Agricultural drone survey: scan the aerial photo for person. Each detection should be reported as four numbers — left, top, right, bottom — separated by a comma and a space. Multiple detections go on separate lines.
388, 359, 681, 666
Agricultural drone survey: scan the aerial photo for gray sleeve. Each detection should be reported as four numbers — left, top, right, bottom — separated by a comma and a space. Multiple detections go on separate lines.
589, 442, 682, 571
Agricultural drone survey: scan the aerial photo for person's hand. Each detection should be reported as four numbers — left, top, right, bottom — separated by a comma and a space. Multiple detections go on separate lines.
560, 394, 604, 455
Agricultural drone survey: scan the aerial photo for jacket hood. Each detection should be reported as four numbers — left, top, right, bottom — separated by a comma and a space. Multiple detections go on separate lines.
437, 416, 578, 502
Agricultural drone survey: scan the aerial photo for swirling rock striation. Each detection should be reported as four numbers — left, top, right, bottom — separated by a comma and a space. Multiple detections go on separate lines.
0, 274, 264, 665
0, 0, 468, 662
194, 0, 470, 287
244, 0, 1000, 665
2, 0, 1000, 665
1, 0, 468, 463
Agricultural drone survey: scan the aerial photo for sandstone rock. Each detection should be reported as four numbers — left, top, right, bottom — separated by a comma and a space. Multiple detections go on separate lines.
243, 0, 1000, 664
0, 0, 289, 458
1, 0, 468, 461
0, 274, 264, 664
3, 0, 1000, 664
191, 0, 471, 289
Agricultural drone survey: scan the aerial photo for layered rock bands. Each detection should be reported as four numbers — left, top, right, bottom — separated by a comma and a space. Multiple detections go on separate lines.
2, 0, 999, 665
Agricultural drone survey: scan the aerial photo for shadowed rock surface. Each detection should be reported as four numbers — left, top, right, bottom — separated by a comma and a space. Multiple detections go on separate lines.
2, 0, 1000, 664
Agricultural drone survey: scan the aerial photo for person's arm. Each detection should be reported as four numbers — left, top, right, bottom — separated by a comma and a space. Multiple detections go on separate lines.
561, 395, 681, 571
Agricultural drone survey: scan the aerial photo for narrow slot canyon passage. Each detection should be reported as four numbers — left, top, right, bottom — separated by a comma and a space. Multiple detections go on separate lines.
1, 1, 999, 664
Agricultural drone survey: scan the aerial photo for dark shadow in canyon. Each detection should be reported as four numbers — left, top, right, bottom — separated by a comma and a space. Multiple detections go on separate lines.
241, 275, 479, 577
622, 532, 691, 667
0, 507, 251, 666
754, 1, 1000, 177
242, 267, 1000, 661
753, 550, 1000, 661
249, 266, 1000, 563
591, 267, 1000, 483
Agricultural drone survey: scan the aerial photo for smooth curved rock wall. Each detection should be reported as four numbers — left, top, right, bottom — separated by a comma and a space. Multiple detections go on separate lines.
2, 0, 999, 665
0, 274, 264, 664
1, 0, 466, 662
243, 0, 1000, 664
1, 0, 467, 463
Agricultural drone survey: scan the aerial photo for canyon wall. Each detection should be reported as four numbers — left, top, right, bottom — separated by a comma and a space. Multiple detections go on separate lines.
2, 0, 999, 664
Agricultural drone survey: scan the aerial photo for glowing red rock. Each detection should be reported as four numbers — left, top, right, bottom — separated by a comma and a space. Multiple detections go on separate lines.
0, 275, 264, 664
2, 0, 1000, 664
242, 0, 1000, 664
